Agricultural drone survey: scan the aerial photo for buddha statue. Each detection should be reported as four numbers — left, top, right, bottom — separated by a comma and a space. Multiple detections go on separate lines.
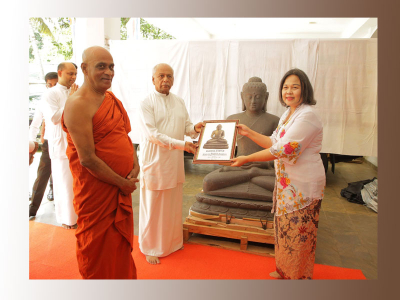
203, 124, 229, 149
190, 77, 280, 220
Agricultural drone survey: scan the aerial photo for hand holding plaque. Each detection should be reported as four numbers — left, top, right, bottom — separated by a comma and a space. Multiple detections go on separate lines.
193, 120, 239, 165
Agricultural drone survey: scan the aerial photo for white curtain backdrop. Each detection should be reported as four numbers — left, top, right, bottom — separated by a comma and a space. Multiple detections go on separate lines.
110, 39, 377, 156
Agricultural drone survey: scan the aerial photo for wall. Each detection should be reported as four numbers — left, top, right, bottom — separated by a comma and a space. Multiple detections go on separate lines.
110, 38, 378, 157
364, 156, 378, 167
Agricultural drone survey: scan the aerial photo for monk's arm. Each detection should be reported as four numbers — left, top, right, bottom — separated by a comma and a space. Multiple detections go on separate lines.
231, 148, 276, 167
127, 147, 140, 179
64, 99, 137, 194
237, 124, 273, 149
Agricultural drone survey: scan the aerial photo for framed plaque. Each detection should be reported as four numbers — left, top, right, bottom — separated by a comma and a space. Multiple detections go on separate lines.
193, 120, 239, 165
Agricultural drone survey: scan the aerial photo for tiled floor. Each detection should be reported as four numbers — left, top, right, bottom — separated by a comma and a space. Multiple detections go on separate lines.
29, 153, 378, 279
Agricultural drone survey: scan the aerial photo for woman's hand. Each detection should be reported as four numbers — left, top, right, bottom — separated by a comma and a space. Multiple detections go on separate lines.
236, 124, 251, 137
230, 156, 248, 167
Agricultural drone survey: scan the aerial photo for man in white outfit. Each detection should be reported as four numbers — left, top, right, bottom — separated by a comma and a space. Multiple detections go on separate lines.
29, 72, 57, 218
138, 63, 203, 264
42, 62, 79, 229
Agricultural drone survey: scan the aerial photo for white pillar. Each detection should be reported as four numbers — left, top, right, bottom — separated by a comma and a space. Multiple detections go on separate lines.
72, 18, 120, 86
127, 18, 141, 40
104, 18, 121, 48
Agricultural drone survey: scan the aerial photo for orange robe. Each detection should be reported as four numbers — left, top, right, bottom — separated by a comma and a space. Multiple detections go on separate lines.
62, 91, 136, 279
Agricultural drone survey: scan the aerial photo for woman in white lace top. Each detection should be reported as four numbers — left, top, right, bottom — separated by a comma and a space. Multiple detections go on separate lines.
231, 68, 325, 279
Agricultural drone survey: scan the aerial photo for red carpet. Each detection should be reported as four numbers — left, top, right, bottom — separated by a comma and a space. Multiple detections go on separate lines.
29, 222, 366, 280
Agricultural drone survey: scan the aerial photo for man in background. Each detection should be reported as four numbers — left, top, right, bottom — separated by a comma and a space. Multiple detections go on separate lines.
42, 62, 78, 229
29, 72, 58, 218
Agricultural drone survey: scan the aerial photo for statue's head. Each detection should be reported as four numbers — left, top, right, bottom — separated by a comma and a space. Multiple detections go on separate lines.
216, 124, 222, 130
241, 77, 269, 112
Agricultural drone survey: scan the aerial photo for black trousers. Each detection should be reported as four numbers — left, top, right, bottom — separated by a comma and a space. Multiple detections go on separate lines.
29, 139, 52, 216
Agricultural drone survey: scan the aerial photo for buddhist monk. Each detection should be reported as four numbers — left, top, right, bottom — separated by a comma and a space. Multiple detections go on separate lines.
62, 46, 139, 279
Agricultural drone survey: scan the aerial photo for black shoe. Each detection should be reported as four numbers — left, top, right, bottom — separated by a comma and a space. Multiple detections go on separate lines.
47, 189, 54, 201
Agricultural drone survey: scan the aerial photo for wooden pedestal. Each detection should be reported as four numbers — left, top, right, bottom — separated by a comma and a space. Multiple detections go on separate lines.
183, 211, 275, 257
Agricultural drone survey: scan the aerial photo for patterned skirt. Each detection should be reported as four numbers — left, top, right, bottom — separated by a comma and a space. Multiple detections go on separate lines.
274, 199, 322, 279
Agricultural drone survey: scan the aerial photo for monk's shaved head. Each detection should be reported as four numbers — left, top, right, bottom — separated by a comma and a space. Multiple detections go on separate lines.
81, 46, 115, 93
82, 46, 112, 64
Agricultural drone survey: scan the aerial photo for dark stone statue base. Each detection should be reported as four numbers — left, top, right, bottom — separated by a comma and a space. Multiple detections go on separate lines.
190, 193, 274, 221
205, 181, 273, 201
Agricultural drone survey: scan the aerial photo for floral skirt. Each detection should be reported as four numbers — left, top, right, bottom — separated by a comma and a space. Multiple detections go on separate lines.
274, 199, 322, 279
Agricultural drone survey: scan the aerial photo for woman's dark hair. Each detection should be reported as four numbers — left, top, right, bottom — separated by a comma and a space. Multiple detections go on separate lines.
278, 68, 316, 107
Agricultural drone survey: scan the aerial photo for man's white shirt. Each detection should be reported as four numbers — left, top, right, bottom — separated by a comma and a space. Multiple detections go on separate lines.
42, 83, 70, 159
138, 90, 198, 190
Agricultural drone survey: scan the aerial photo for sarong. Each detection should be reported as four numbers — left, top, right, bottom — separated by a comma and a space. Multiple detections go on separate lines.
139, 183, 183, 257
274, 199, 322, 279
51, 157, 77, 226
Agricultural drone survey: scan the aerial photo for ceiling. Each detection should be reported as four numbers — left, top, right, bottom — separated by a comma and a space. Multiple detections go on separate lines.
142, 18, 377, 40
